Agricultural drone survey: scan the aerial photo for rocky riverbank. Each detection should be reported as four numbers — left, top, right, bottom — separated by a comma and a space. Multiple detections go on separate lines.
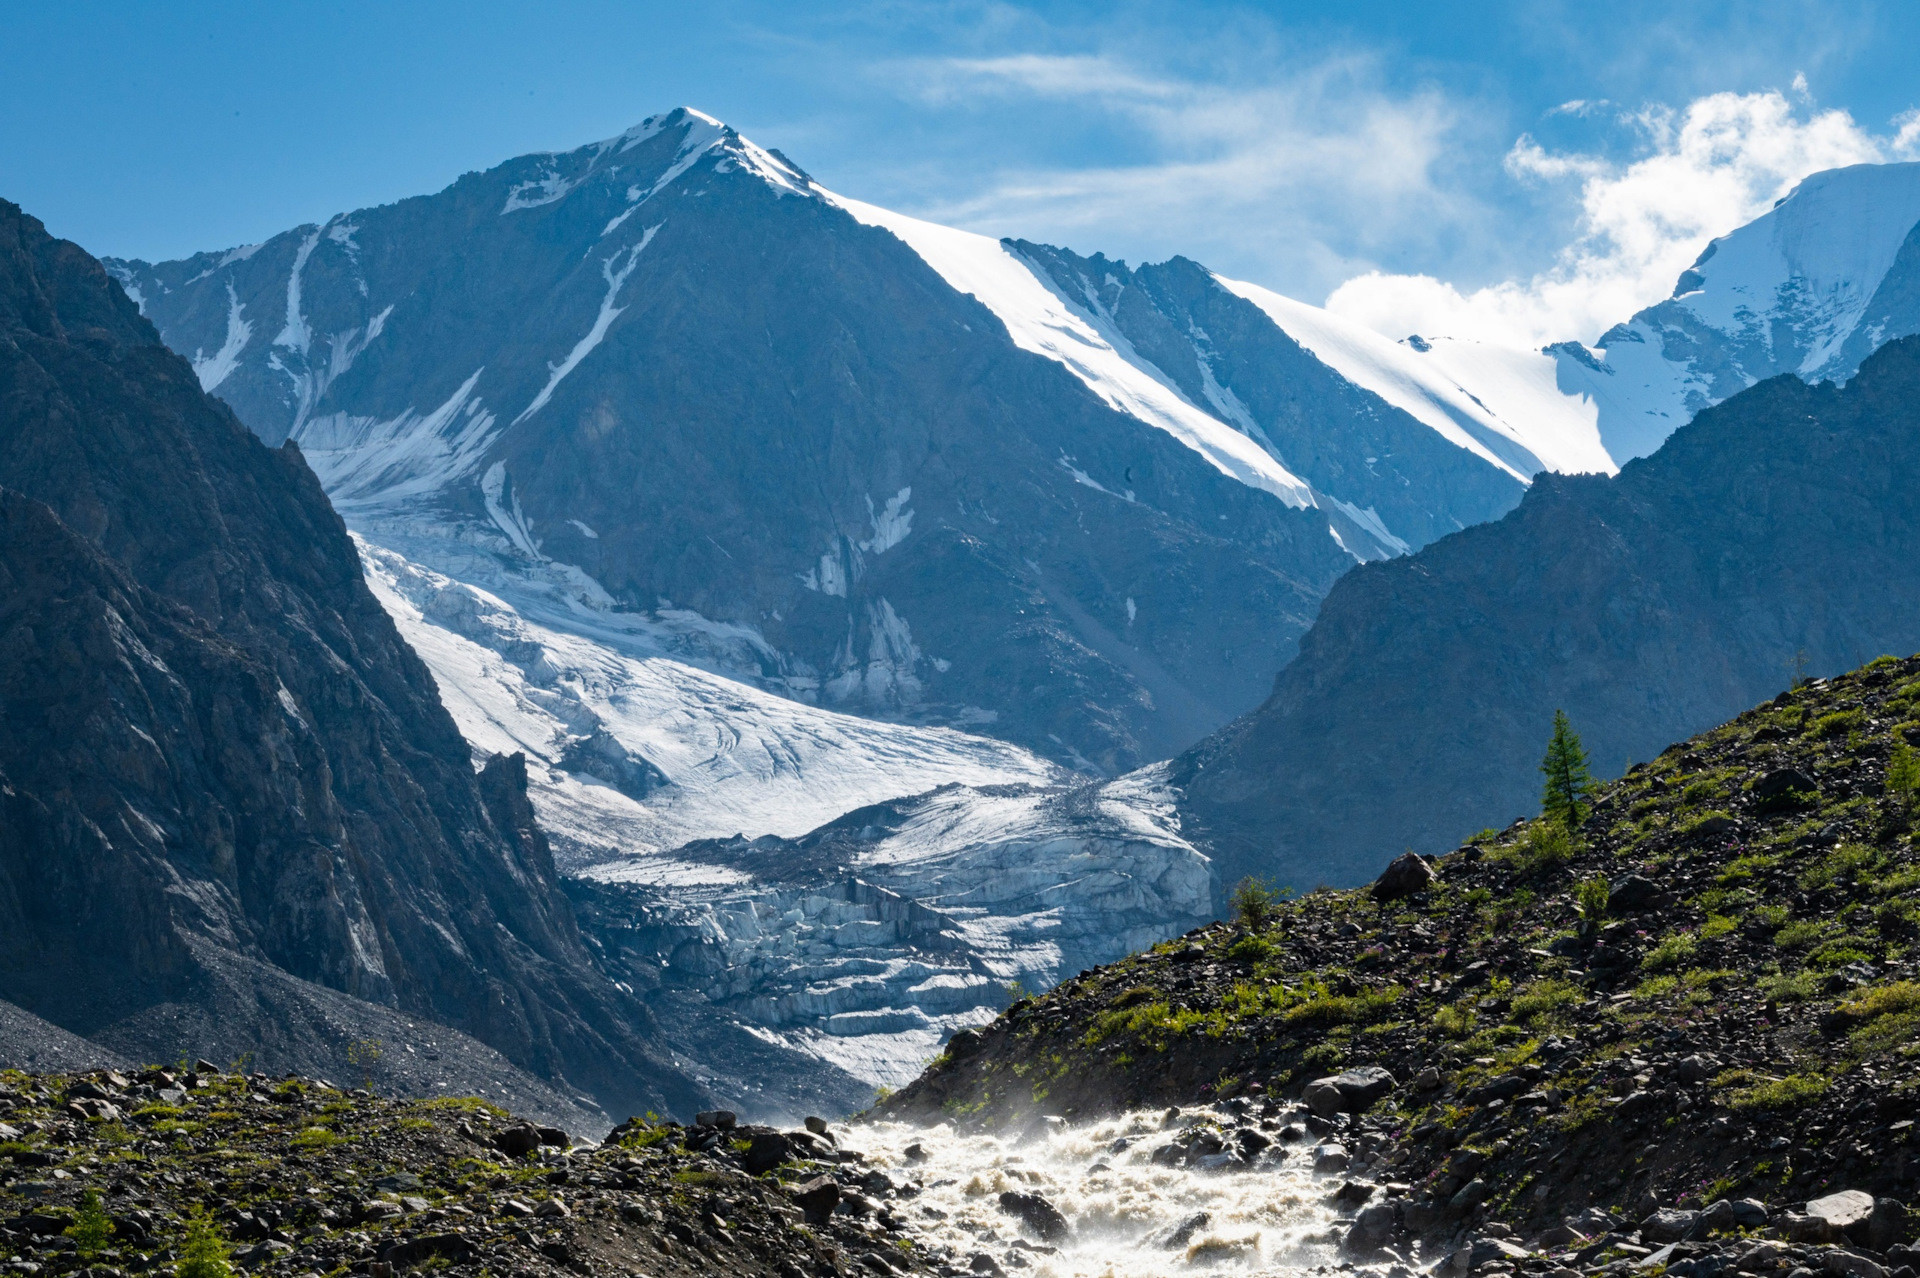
878, 653, 1920, 1273
0, 1065, 955, 1278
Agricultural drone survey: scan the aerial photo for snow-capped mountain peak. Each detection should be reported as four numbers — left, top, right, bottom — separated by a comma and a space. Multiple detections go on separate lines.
1550, 159, 1920, 463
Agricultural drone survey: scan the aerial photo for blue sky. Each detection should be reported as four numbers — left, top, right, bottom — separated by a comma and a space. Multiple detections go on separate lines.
4, 1, 1916, 341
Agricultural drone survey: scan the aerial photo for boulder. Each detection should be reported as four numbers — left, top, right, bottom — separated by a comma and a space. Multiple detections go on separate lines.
1870, 1198, 1913, 1252
1808, 1191, 1877, 1240
535, 1125, 569, 1147
1641, 1208, 1703, 1243
1304, 1076, 1346, 1118
1346, 1201, 1399, 1253
790, 1176, 840, 1224
1730, 1200, 1771, 1228
997, 1191, 1070, 1243
1313, 1143, 1350, 1173
1472, 1238, 1532, 1266
1700, 1199, 1739, 1234
695, 1109, 738, 1130
744, 1132, 792, 1176
1372, 852, 1436, 902
379, 1235, 473, 1268
1305, 1066, 1396, 1116
1449, 1179, 1490, 1213
494, 1124, 543, 1158
1823, 1252, 1888, 1278
1753, 768, 1818, 803
1157, 1211, 1210, 1250
1335, 1065, 1397, 1110
1609, 875, 1664, 913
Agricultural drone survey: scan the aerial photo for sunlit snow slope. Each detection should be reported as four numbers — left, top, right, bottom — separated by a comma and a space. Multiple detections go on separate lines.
1550, 161, 1920, 463
359, 538, 1061, 871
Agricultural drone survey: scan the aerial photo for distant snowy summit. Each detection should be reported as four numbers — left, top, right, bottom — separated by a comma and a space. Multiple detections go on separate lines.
1550, 161, 1920, 462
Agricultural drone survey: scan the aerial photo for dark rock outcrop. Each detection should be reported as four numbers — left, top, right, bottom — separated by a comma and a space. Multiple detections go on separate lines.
1179, 336, 1920, 890
0, 198, 698, 1118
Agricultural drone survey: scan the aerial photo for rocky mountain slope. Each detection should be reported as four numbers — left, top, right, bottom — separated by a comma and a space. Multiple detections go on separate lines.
0, 198, 703, 1120
1180, 335, 1920, 891
886, 652, 1920, 1268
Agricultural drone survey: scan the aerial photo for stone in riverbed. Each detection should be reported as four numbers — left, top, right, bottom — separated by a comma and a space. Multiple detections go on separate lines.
998, 1191, 1070, 1243
1304, 1066, 1397, 1116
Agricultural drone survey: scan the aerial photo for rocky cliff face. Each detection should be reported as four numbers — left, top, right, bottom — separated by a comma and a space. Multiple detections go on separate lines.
0, 197, 699, 1119
1178, 336, 1920, 891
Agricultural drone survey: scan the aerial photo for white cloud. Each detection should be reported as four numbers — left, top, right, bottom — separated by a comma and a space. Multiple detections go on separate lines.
1896, 109, 1920, 160
877, 51, 1475, 297
1326, 89, 1895, 347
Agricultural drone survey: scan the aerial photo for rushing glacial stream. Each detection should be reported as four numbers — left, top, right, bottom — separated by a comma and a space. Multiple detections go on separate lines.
853, 1104, 1423, 1277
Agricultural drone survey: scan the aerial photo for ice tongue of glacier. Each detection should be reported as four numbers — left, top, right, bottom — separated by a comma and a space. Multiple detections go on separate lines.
353, 518, 1209, 1108
573, 767, 1212, 1093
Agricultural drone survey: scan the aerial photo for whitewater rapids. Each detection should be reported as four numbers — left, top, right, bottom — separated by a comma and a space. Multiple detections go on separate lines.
854, 1106, 1425, 1277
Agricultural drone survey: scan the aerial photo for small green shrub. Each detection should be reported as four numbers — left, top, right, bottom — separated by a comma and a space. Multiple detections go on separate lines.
1433, 1003, 1477, 1038
1729, 1072, 1828, 1111
1499, 821, 1577, 875
1574, 876, 1611, 933
1227, 934, 1276, 963
177, 1213, 233, 1278
290, 1126, 343, 1149
1837, 980, 1920, 1022
1641, 933, 1699, 972
1774, 920, 1827, 949
65, 1189, 111, 1257
1758, 969, 1821, 1002
1811, 710, 1864, 739
1230, 877, 1287, 931
1680, 780, 1720, 806
1888, 743, 1920, 810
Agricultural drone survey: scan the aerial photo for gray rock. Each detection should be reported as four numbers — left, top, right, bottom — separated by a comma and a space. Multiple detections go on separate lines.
744, 1132, 792, 1176
1313, 1143, 1350, 1173
1701, 1200, 1739, 1234
1304, 1076, 1346, 1118
1372, 852, 1436, 902
1472, 1237, 1531, 1265
1346, 1201, 1399, 1253
1450, 1179, 1491, 1212
790, 1176, 841, 1224
998, 1191, 1070, 1243
1869, 1198, 1912, 1252
1156, 1211, 1210, 1250
1807, 1191, 1877, 1235
696, 1109, 738, 1130
1305, 1066, 1396, 1116
1822, 1252, 1887, 1278
1730, 1200, 1770, 1228
1641, 1208, 1703, 1243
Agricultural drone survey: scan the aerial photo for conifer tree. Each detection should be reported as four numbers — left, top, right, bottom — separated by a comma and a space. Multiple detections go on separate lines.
1540, 709, 1593, 830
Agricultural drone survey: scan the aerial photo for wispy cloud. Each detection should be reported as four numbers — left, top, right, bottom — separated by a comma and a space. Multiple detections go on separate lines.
873, 49, 1482, 292
1327, 89, 1901, 346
